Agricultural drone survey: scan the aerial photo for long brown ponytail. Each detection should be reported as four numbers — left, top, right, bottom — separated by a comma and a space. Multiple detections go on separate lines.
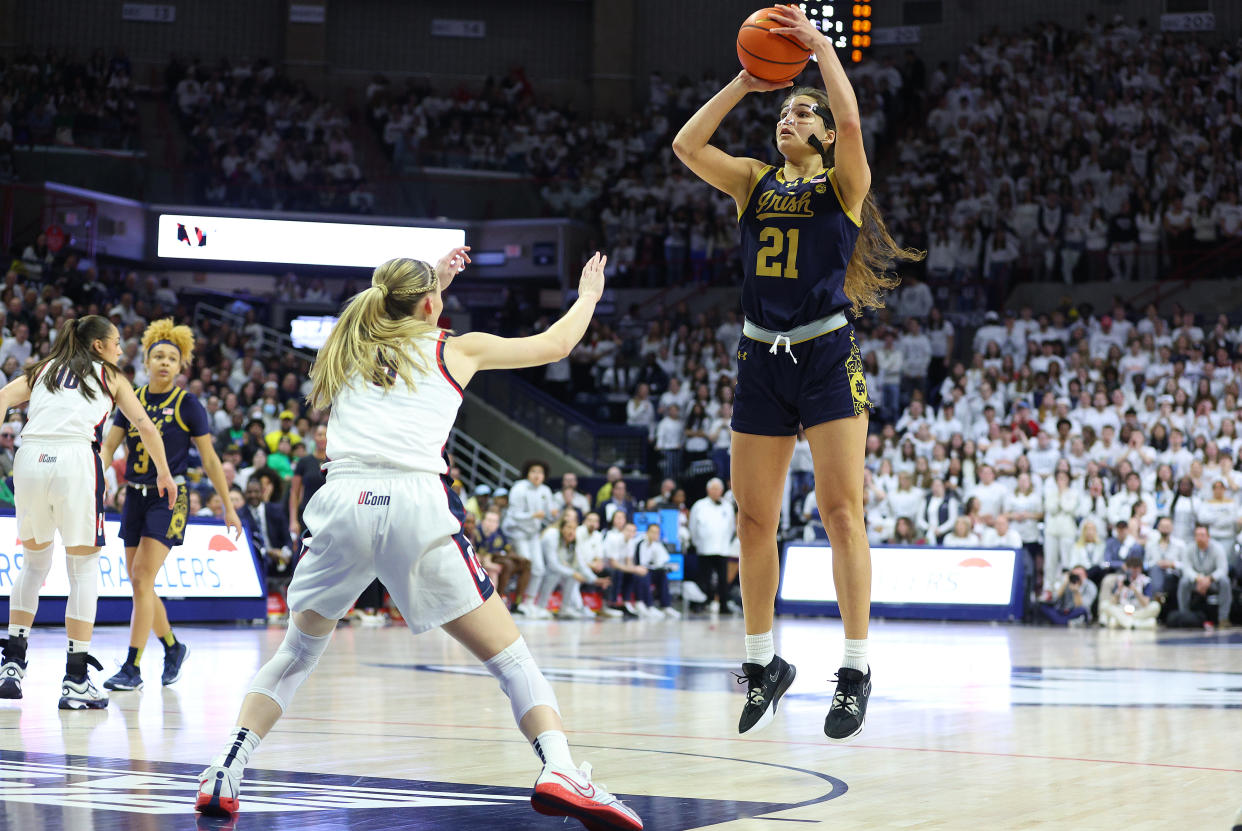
783, 87, 926, 316
25, 315, 121, 400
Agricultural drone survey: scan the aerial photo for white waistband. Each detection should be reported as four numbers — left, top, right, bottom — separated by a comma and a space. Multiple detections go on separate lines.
743, 312, 848, 345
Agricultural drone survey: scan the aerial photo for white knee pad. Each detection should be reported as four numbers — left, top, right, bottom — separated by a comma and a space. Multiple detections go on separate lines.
248, 620, 333, 712
10, 546, 54, 615
64, 552, 101, 622
483, 637, 559, 725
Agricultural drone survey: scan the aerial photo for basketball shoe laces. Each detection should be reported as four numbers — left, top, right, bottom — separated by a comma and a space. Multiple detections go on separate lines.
831, 672, 862, 716
735, 668, 768, 707
768, 335, 798, 364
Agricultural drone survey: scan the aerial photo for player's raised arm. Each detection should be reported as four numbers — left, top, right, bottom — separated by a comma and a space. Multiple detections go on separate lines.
672, 72, 787, 210
444, 252, 607, 385
768, 3, 870, 213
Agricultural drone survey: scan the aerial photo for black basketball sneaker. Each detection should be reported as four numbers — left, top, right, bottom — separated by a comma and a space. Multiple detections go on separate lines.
736, 655, 796, 734
824, 666, 871, 743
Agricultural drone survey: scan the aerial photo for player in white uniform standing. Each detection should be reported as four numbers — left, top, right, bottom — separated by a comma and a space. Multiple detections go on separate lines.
195, 248, 643, 831
0, 314, 175, 709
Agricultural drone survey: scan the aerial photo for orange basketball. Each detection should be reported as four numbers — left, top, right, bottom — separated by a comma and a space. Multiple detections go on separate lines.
736, 7, 812, 83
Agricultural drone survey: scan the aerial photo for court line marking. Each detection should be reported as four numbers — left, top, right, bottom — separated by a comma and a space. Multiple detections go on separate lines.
269, 727, 848, 817
277, 715, 1242, 775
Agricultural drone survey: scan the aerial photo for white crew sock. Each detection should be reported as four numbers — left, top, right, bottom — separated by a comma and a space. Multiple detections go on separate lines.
532, 730, 574, 768
842, 638, 868, 673
744, 631, 775, 667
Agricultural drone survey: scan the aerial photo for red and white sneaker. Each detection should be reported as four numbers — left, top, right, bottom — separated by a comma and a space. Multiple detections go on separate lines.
195, 764, 241, 817
532, 761, 643, 831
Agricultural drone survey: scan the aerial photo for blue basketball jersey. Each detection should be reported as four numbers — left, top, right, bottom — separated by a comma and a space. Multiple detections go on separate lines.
113, 385, 210, 483
737, 165, 862, 331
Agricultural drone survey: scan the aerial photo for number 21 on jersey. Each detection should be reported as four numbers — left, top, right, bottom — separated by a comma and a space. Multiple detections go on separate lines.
756, 227, 800, 279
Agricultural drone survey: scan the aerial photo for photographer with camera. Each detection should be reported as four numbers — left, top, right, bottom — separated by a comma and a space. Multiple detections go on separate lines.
1098, 555, 1160, 629
1038, 565, 1097, 626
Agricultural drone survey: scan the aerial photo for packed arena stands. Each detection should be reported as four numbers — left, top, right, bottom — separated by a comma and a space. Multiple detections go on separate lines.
2, 48, 139, 151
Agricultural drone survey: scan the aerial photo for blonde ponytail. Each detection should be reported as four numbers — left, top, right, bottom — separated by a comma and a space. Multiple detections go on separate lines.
308, 258, 441, 409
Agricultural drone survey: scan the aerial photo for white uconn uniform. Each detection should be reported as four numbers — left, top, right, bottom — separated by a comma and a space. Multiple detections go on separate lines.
15, 362, 113, 547
288, 332, 494, 631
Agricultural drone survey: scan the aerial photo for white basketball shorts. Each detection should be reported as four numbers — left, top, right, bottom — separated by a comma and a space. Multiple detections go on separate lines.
13, 441, 106, 548
287, 470, 494, 633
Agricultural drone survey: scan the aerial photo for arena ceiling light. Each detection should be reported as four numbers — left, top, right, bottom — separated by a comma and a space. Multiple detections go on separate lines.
156, 214, 466, 268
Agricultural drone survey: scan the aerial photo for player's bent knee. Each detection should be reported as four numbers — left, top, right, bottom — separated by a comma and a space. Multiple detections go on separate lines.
247, 618, 334, 712
64, 552, 102, 621
483, 636, 559, 725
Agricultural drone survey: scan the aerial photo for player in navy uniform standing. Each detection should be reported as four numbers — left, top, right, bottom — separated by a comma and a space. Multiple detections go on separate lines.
100, 320, 243, 692
673, 4, 922, 741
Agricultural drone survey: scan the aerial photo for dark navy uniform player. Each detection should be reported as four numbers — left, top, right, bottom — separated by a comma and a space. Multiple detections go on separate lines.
100, 320, 243, 692
673, 4, 922, 742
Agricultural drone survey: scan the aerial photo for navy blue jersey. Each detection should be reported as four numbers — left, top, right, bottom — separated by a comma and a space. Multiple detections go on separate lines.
112, 386, 210, 483
738, 165, 862, 331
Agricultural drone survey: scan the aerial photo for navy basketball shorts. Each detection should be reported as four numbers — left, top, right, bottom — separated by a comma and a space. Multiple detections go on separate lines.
732, 323, 873, 437
120, 482, 190, 549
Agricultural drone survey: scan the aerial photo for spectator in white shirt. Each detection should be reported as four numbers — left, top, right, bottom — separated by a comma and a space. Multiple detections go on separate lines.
0, 323, 32, 367
689, 478, 736, 613
888, 471, 926, 525
941, 516, 981, 547
981, 514, 1023, 550
635, 523, 678, 618
918, 478, 959, 544
967, 464, 1007, 525
626, 383, 656, 439
654, 403, 685, 480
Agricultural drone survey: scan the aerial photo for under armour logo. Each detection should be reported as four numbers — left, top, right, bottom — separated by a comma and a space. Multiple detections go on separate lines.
737, 350, 748, 361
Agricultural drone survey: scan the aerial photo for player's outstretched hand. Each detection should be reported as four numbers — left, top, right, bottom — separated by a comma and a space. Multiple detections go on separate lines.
766, 4, 828, 52
435, 245, 472, 286
577, 252, 607, 303
224, 505, 245, 540
735, 69, 794, 93
157, 471, 178, 509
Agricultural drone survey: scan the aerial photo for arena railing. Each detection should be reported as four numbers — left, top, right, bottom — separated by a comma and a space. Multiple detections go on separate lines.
469, 372, 647, 474
192, 302, 315, 363
447, 429, 521, 495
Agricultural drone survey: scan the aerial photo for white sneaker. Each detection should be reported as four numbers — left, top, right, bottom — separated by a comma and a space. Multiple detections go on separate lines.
599, 607, 624, 618
532, 761, 643, 830
636, 602, 662, 619
58, 674, 108, 710
662, 607, 682, 619
523, 605, 551, 620
681, 582, 707, 603
708, 600, 720, 614
557, 607, 588, 620
196, 764, 241, 816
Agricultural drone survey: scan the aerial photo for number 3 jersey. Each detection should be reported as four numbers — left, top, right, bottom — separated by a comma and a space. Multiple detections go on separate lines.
21, 361, 115, 447
738, 165, 862, 331
112, 385, 210, 483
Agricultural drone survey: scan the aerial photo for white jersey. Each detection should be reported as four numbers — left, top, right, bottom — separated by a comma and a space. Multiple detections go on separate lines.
325, 331, 462, 475
21, 360, 114, 445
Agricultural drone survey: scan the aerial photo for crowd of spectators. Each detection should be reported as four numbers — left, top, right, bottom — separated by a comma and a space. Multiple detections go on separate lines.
166, 56, 376, 214
0, 48, 139, 151
880, 15, 1242, 313
461, 462, 738, 621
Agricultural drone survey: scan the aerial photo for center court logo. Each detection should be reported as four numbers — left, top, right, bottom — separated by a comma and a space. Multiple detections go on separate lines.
358, 491, 391, 506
